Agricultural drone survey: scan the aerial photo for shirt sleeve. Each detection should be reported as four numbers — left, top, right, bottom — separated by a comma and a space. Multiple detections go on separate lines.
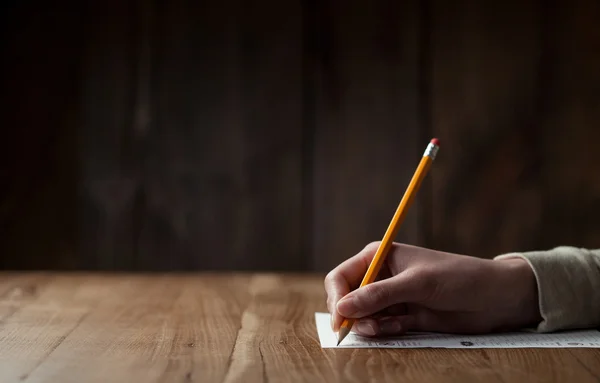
494, 246, 600, 332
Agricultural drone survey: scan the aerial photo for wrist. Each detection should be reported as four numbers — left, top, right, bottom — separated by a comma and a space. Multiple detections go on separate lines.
492, 256, 542, 330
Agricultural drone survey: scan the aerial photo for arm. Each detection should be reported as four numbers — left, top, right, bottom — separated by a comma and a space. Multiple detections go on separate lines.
495, 246, 600, 332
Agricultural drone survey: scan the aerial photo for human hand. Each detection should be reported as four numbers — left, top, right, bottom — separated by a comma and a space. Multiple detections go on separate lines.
324, 242, 541, 337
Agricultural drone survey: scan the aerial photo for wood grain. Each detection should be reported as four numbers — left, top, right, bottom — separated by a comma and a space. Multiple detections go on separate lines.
429, 0, 600, 258
429, 0, 544, 257
135, 0, 305, 271
77, 0, 147, 270
0, 273, 598, 383
534, 0, 600, 250
0, 1, 82, 269
311, 0, 424, 272
1, 0, 599, 272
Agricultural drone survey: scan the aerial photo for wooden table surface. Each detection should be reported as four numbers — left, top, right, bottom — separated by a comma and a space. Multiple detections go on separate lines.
0, 273, 599, 383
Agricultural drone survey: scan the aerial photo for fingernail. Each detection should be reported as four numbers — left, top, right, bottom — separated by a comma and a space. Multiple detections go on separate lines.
356, 321, 376, 336
337, 297, 357, 316
380, 320, 402, 334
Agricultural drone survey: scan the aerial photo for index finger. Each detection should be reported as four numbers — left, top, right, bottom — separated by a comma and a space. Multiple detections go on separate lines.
324, 243, 379, 331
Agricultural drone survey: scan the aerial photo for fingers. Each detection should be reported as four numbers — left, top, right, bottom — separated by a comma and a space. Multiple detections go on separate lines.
351, 308, 480, 337
353, 315, 416, 337
324, 243, 379, 331
351, 309, 493, 337
408, 306, 494, 334
378, 303, 407, 317
336, 271, 426, 319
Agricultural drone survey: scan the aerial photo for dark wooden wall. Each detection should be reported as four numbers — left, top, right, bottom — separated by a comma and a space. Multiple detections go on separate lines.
1, 0, 599, 272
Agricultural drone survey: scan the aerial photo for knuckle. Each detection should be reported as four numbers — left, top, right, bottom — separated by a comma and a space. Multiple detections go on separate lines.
365, 241, 381, 252
324, 270, 335, 287
408, 268, 439, 300
392, 242, 409, 252
363, 283, 390, 307
324, 271, 340, 298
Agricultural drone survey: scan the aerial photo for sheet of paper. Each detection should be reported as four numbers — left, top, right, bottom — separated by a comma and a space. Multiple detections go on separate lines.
315, 312, 600, 349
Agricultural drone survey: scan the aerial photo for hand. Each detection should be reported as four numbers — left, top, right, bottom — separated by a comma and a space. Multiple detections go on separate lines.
324, 242, 541, 337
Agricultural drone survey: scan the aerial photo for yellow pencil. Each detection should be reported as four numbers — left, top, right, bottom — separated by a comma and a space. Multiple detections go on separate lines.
337, 138, 440, 346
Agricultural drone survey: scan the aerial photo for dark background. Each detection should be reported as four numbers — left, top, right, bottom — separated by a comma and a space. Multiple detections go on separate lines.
1, 0, 598, 272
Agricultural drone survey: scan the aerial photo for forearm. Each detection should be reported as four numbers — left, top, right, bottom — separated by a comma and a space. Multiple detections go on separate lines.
495, 246, 600, 332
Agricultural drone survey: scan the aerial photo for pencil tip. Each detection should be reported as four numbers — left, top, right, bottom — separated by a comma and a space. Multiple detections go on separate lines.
337, 327, 350, 346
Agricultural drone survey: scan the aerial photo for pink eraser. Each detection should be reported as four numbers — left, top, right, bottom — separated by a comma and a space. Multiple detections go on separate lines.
431, 138, 440, 146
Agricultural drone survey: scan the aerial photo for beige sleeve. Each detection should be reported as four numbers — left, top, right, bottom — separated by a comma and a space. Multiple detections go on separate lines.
494, 246, 600, 332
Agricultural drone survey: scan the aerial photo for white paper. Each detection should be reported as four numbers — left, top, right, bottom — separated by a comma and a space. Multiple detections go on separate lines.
315, 312, 600, 348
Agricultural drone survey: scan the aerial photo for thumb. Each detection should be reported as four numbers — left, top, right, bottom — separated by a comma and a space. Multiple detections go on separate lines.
337, 274, 419, 318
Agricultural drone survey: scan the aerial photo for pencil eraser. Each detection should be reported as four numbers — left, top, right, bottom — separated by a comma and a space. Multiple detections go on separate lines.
430, 138, 440, 146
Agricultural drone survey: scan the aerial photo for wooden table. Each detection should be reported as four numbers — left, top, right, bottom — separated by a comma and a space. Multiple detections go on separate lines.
0, 273, 599, 382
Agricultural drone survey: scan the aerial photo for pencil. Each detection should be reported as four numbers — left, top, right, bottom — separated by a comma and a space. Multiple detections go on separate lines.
336, 138, 440, 346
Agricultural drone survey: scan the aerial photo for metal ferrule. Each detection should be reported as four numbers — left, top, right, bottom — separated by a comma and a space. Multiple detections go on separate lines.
423, 142, 439, 160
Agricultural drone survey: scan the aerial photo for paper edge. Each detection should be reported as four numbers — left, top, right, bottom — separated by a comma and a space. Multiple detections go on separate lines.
313, 312, 600, 349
